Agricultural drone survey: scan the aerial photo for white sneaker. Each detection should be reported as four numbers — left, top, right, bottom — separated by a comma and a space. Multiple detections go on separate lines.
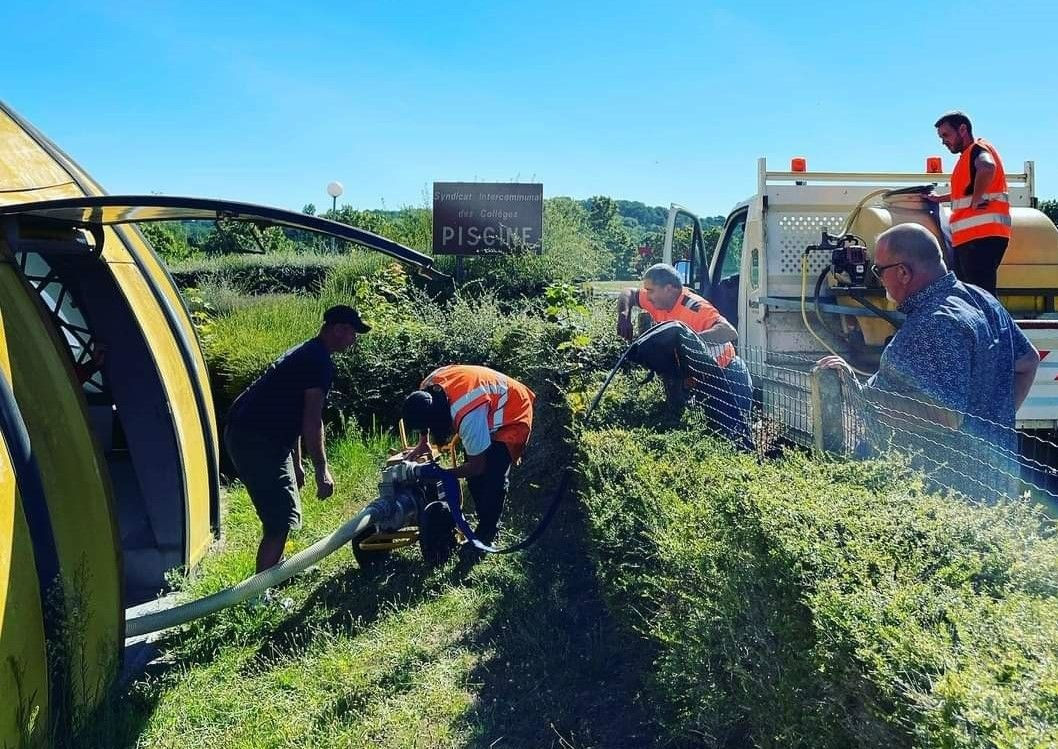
249, 588, 294, 611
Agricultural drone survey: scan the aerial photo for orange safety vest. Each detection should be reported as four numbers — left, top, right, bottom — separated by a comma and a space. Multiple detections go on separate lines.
949, 138, 1011, 246
422, 365, 536, 462
636, 288, 736, 368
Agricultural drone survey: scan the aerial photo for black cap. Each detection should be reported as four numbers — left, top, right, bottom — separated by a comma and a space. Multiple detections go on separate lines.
323, 304, 370, 333
401, 390, 435, 431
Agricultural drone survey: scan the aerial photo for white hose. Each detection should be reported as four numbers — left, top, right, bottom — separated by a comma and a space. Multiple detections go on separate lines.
125, 503, 381, 638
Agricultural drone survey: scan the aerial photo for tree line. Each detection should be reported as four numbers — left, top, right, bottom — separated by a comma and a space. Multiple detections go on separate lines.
140, 196, 727, 281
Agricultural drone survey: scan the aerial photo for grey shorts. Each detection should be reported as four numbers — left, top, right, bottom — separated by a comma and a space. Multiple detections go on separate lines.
224, 423, 302, 535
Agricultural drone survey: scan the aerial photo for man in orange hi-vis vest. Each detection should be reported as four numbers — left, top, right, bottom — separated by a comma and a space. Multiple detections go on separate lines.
400, 365, 535, 545
926, 111, 1011, 296
616, 263, 753, 445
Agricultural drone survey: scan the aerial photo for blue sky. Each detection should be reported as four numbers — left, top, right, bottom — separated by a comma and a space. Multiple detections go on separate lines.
3, 0, 1056, 216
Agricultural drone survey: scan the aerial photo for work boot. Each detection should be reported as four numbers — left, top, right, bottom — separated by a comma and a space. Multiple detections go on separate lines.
458, 542, 486, 565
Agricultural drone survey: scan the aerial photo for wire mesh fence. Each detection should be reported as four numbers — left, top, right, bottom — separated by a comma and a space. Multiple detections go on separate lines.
625, 323, 1058, 508
828, 369, 1058, 506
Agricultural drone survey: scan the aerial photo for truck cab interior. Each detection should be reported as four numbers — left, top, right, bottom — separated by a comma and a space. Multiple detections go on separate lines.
707, 208, 748, 330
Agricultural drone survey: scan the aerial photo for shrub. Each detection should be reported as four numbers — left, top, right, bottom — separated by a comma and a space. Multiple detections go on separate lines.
576, 429, 1058, 747
139, 221, 197, 263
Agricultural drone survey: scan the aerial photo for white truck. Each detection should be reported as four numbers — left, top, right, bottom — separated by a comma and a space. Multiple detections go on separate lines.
662, 157, 1058, 435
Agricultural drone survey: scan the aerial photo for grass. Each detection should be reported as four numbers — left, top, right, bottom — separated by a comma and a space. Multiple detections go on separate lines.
91, 428, 657, 748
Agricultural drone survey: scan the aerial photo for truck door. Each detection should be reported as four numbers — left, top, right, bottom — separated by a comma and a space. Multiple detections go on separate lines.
662, 204, 708, 292
709, 207, 748, 329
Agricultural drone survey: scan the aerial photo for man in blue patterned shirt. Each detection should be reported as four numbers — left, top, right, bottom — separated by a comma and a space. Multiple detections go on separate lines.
817, 223, 1039, 496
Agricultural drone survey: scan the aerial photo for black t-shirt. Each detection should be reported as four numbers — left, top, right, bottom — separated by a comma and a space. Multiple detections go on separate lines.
228, 337, 334, 448
962, 144, 984, 197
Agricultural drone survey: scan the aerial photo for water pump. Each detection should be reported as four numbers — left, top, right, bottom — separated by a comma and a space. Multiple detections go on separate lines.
808, 230, 870, 288
350, 457, 457, 568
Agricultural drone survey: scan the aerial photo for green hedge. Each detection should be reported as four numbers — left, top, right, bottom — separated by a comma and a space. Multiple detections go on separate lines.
576, 427, 1058, 747
204, 272, 622, 433
169, 251, 384, 296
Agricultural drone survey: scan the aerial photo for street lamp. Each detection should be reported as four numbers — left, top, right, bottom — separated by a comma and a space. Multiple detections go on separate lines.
326, 181, 343, 214
326, 181, 344, 252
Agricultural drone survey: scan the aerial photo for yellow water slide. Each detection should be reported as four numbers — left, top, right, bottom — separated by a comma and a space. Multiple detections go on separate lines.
0, 99, 219, 743
0, 100, 219, 593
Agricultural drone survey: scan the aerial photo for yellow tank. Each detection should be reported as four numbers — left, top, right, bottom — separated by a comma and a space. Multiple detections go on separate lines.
845, 192, 1058, 328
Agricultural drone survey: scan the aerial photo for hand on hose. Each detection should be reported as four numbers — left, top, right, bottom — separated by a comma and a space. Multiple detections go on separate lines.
404, 442, 432, 461
617, 312, 634, 341
814, 355, 858, 384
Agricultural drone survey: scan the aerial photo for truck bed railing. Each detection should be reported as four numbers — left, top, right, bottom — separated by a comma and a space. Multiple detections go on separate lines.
760, 157, 1035, 199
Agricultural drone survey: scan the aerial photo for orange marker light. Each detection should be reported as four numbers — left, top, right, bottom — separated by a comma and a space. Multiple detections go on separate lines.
926, 156, 943, 174
791, 157, 807, 172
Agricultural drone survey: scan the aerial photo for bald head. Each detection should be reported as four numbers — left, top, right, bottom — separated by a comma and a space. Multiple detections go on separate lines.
876, 223, 946, 275
871, 223, 949, 304
642, 263, 683, 288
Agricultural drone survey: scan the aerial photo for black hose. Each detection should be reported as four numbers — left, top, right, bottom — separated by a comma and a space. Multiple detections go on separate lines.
813, 268, 848, 343
457, 332, 642, 554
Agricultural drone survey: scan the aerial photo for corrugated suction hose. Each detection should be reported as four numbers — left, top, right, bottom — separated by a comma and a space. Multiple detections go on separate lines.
125, 501, 383, 638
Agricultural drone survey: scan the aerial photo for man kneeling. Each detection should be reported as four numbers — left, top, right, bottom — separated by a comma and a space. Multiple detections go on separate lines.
617, 263, 753, 444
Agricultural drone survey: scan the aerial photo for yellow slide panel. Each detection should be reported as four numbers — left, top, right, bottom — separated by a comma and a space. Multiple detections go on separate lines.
0, 264, 121, 710
0, 435, 49, 748
108, 262, 212, 564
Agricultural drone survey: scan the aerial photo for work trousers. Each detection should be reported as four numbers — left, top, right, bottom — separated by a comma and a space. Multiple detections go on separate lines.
664, 356, 754, 449
466, 441, 512, 544
953, 237, 1008, 296
709, 356, 754, 448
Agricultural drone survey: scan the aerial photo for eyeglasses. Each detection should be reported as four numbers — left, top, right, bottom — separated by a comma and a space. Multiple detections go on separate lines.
870, 261, 906, 279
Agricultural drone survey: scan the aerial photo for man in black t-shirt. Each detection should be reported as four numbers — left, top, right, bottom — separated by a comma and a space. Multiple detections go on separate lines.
225, 305, 369, 572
